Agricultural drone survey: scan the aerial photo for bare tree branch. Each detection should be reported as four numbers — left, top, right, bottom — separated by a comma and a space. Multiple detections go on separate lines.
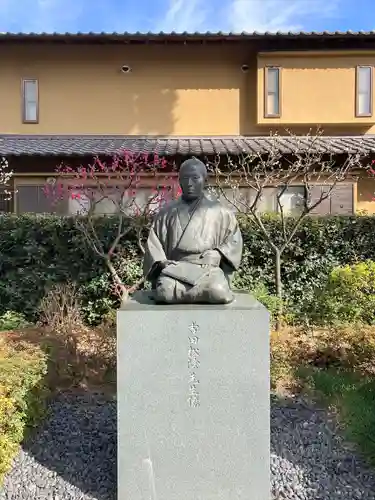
208, 128, 370, 329
45, 151, 180, 305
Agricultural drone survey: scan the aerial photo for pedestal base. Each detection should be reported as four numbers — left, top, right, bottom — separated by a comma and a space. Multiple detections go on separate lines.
117, 291, 270, 500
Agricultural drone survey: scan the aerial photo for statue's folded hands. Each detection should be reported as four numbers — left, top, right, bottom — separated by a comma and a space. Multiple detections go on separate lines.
199, 249, 222, 268
161, 261, 210, 286
159, 259, 177, 270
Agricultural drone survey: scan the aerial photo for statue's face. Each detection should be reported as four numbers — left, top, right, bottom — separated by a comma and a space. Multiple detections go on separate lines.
179, 164, 205, 201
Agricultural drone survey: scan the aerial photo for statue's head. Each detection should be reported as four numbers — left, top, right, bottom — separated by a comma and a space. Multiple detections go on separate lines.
179, 158, 207, 201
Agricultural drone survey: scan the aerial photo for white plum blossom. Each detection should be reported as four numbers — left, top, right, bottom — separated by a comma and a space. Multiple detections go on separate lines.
0, 156, 13, 200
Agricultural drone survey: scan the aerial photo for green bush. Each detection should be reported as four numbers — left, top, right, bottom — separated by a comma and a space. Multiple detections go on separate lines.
235, 215, 375, 320
0, 339, 48, 482
0, 213, 375, 323
0, 311, 31, 331
248, 282, 284, 326
316, 260, 375, 325
0, 214, 140, 324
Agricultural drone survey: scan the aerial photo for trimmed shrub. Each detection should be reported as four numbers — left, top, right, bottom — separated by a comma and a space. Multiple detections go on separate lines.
0, 214, 135, 323
0, 338, 48, 482
316, 260, 375, 325
235, 214, 375, 320
0, 311, 31, 331
0, 213, 375, 323
248, 282, 284, 326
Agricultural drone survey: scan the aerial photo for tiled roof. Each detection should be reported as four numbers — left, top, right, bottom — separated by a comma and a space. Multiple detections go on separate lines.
1, 31, 375, 38
1, 135, 375, 157
0, 31, 375, 43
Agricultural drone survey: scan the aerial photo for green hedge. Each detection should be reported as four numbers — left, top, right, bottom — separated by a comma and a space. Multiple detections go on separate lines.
237, 214, 375, 318
0, 338, 48, 483
0, 213, 375, 322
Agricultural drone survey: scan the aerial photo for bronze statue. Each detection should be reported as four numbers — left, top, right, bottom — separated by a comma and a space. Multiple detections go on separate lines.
143, 157, 243, 304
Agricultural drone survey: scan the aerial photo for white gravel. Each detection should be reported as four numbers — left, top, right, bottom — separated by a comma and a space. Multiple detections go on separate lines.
0, 391, 374, 500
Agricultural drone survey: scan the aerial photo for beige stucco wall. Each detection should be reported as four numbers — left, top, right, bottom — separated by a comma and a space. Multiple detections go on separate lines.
2, 44, 375, 136
257, 51, 375, 128
0, 43, 254, 136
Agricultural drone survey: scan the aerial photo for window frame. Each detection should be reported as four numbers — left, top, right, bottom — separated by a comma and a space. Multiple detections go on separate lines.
66, 185, 169, 216
14, 177, 65, 214
253, 185, 306, 214
21, 78, 39, 124
355, 65, 373, 118
276, 185, 306, 214
15, 184, 52, 214
264, 66, 281, 118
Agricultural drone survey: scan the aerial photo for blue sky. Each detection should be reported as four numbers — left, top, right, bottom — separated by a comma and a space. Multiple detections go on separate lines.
0, 0, 374, 34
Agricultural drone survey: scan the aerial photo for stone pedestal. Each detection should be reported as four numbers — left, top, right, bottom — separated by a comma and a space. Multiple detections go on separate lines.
117, 291, 270, 500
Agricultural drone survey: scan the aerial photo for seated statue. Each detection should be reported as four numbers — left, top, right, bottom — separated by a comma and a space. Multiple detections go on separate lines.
143, 157, 243, 304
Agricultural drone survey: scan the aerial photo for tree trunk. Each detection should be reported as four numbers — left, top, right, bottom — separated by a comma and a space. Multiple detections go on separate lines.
274, 248, 283, 331
105, 258, 129, 306
120, 290, 129, 308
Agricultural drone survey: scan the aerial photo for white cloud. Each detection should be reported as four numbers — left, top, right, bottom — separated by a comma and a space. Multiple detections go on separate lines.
155, 0, 209, 33
228, 0, 340, 32
0, 0, 343, 34
157, 0, 342, 33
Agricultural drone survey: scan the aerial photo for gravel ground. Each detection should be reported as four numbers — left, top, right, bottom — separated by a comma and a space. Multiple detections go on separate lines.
1, 391, 375, 500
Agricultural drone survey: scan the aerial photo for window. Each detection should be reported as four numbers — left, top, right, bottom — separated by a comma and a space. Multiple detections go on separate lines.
309, 183, 354, 215
211, 185, 305, 214
356, 66, 373, 117
16, 185, 59, 214
214, 186, 253, 213
258, 186, 305, 214
22, 79, 39, 123
67, 187, 167, 216
68, 190, 91, 215
256, 187, 275, 212
277, 186, 305, 214
264, 67, 281, 117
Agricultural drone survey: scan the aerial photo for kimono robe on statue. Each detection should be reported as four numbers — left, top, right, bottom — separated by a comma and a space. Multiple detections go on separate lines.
143, 193, 243, 304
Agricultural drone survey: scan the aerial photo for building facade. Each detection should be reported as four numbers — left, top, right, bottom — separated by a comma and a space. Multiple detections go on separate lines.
1, 31, 375, 214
